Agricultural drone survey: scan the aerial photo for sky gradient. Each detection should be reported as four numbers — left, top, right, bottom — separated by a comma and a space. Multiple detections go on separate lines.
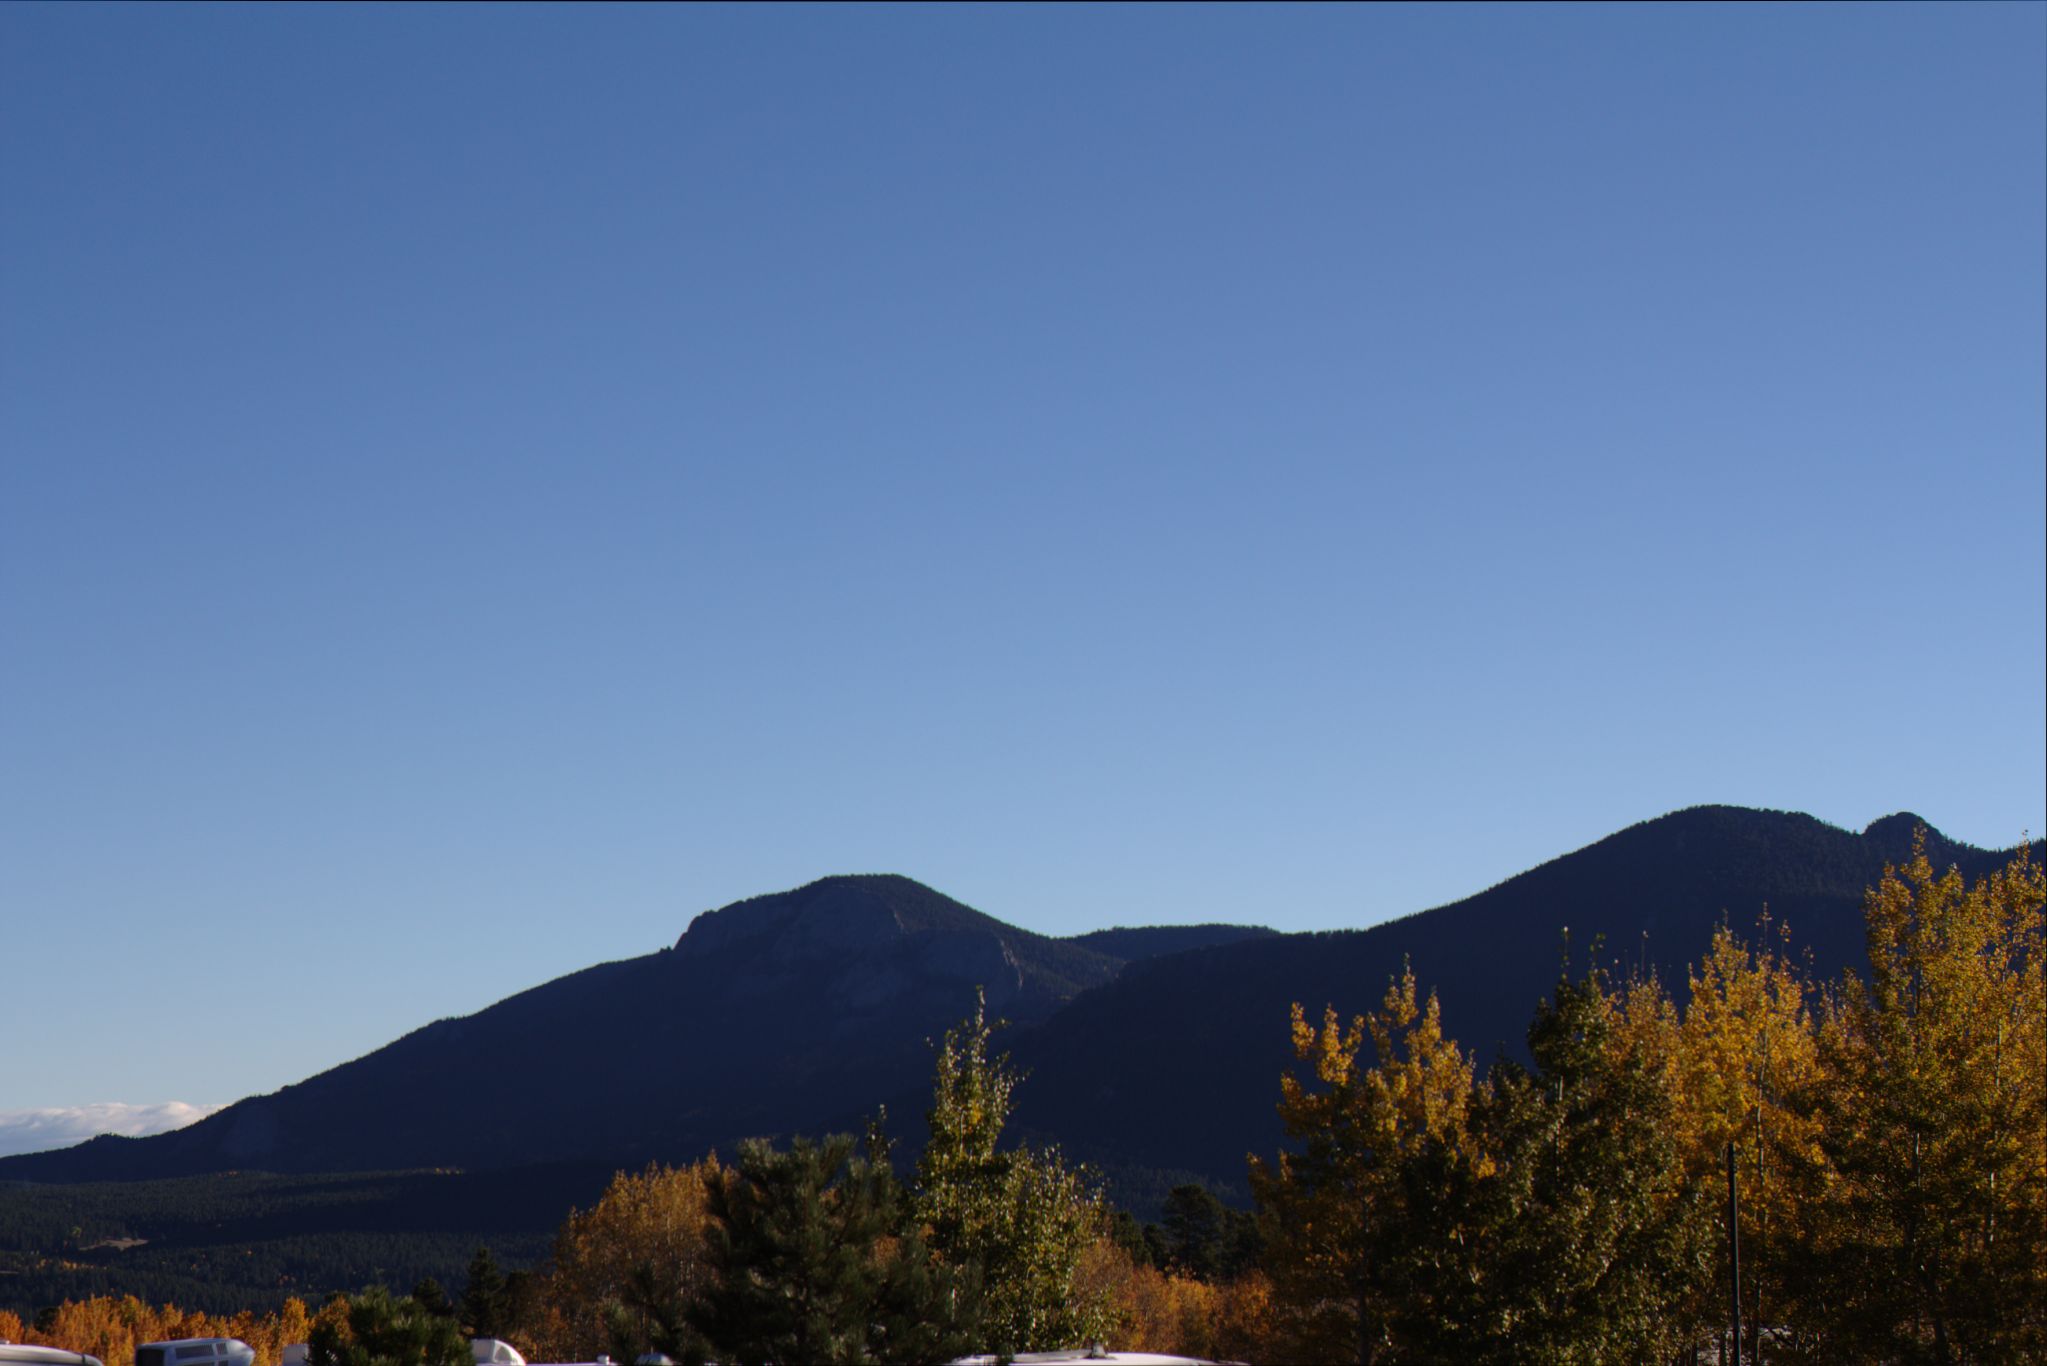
3, 3, 2042, 1118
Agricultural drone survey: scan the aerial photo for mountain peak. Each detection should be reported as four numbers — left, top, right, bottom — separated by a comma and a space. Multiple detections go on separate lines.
674, 874, 996, 958
1863, 811, 1936, 844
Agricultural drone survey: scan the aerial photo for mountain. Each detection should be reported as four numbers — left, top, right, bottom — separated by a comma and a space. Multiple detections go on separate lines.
0, 874, 1269, 1183
997, 806, 2038, 1195
3, 808, 2032, 1198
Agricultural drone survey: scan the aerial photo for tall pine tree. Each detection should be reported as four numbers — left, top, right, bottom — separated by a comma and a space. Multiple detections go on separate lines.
459, 1247, 509, 1340
687, 1127, 976, 1366
310, 1286, 472, 1366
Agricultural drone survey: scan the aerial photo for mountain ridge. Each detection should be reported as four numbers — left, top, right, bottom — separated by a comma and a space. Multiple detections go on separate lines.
3, 807, 2033, 1193
994, 805, 2038, 1193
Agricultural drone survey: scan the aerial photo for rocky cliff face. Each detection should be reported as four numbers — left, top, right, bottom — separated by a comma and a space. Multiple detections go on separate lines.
674, 874, 1111, 1021
677, 879, 912, 960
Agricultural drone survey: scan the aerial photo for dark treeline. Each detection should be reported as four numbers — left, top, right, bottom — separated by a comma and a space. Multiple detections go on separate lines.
0, 1168, 599, 1316
0, 1231, 548, 1326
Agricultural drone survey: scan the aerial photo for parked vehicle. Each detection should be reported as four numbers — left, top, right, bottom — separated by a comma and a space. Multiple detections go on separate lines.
135, 1340, 255, 1366
1, 1345, 107, 1366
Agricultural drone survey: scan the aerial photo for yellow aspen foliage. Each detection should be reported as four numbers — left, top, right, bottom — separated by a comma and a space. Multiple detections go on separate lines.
0, 1311, 24, 1343
1665, 921, 1824, 1343
1076, 1239, 1224, 1360
36, 1296, 188, 1366
524, 1158, 725, 1363
220, 1298, 311, 1366
1675, 922, 1823, 1166
1074, 1239, 1276, 1362
1248, 964, 1478, 1365
1805, 837, 2047, 1360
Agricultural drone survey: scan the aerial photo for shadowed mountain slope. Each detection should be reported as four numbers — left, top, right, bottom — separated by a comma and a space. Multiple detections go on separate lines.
1000, 806, 2040, 1194
0, 875, 1128, 1182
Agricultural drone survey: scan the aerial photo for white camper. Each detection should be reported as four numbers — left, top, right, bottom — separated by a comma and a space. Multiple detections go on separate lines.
134, 1339, 255, 1366
1, 1345, 107, 1366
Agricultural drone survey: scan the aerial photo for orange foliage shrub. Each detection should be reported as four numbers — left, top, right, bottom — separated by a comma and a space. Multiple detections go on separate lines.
522, 1159, 725, 1363
1210, 1270, 1274, 1364
7, 1296, 313, 1366
1079, 1239, 1273, 1362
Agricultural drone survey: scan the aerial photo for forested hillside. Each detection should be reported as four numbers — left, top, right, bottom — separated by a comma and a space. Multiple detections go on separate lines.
0, 1168, 600, 1314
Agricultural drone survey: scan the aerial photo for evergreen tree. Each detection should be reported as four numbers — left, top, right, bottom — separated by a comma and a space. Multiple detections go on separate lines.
459, 1247, 508, 1340
1157, 1185, 1261, 1283
1160, 1186, 1225, 1281
499, 1272, 540, 1349
687, 1128, 976, 1366
604, 1261, 710, 1366
407, 1280, 453, 1324
866, 1218, 983, 1366
1106, 1208, 1167, 1270
688, 1134, 880, 1365
308, 1286, 471, 1366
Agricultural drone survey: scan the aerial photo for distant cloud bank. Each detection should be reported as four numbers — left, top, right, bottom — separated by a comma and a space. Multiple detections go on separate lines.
0, 1101, 224, 1158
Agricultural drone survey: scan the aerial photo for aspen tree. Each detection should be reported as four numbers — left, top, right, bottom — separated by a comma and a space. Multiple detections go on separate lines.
1248, 966, 1479, 1365
914, 991, 1114, 1354
1807, 837, 2046, 1361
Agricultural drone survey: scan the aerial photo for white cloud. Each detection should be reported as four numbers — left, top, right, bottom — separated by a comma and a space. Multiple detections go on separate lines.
0, 1101, 224, 1158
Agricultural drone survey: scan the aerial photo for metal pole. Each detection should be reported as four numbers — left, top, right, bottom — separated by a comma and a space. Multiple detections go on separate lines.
1728, 1142, 1742, 1366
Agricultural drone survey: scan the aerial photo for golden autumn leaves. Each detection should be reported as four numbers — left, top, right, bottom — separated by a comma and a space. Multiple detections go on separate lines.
1250, 835, 2045, 1364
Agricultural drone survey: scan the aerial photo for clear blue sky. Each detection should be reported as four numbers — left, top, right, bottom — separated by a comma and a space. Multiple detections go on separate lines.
4, 3, 2042, 1117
